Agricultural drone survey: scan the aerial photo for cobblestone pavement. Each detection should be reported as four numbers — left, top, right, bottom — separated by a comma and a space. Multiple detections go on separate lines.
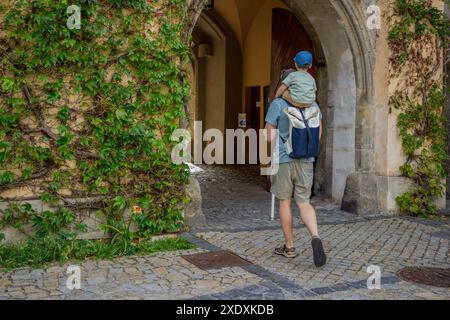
192, 165, 374, 232
0, 165, 449, 300
0, 249, 261, 300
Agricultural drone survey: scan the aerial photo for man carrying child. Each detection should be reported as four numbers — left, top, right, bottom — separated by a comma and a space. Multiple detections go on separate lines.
265, 51, 327, 267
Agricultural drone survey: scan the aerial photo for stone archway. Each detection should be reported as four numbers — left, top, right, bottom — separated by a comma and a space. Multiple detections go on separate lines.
278, 0, 377, 210
186, 0, 377, 213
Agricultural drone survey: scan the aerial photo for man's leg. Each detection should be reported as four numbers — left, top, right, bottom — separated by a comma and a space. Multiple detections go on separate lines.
298, 201, 326, 267
274, 198, 297, 258
294, 160, 327, 267
297, 202, 319, 238
279, 199, 294, 248
272, 163, 297, 258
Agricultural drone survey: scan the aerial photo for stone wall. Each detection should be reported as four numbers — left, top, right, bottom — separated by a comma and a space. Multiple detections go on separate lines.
0, 176, 205, 244
371, 0, 447, 214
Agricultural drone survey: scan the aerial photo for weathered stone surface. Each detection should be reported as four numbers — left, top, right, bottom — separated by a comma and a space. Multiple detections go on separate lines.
184, 176, 207, 228
0, 199, 111, 244
340, 173, 445, 216
0, 225, 31, 245
341, 173, 378, 215
377, 176, 446, 215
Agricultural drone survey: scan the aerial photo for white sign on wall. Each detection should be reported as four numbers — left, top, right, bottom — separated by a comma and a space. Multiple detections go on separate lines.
238, 113, 247, 128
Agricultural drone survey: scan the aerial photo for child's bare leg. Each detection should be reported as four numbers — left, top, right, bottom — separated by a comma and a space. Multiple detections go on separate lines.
282, 91, 310, 109
282, 91, 299, 107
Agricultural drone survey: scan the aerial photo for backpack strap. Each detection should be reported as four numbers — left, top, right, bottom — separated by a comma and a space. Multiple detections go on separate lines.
298, 109, 314, 147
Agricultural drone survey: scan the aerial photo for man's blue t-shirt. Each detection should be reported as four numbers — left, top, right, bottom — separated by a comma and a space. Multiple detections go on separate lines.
265, 98, 320, 164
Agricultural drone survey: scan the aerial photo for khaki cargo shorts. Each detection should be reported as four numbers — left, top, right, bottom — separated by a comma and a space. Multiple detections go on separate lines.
271, 160, 314, 204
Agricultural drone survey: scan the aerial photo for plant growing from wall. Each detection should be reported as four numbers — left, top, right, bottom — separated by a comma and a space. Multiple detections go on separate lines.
388, 0, 449, 216
0, 0, 198, 262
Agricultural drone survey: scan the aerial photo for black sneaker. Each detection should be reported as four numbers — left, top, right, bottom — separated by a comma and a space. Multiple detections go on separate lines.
311, 237, 327, 267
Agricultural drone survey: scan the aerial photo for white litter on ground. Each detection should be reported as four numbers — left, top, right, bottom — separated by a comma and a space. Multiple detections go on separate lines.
187, 163, 204, 174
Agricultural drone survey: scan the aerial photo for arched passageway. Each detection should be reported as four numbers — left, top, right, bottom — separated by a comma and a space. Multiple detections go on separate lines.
188, 0, 375, 209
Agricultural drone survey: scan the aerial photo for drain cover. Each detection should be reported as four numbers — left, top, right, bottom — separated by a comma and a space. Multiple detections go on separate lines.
182, 251, 252, 270
397, 267, 450, 288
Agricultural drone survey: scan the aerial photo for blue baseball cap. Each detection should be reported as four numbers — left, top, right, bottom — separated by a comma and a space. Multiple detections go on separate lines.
294, 51, 313, 67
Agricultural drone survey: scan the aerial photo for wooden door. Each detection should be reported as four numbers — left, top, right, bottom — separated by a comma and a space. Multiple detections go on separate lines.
270, 8, 317, 102
244, 86, 261, 165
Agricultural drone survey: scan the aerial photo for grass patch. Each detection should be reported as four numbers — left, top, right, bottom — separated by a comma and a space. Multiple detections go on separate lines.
0, 236, 196, 271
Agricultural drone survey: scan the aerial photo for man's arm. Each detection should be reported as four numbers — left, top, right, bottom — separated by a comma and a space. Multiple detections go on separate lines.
320, 120, 323, 140
264, 100, 279, 144
275, 84, 288, 98
265, 122, 277, 143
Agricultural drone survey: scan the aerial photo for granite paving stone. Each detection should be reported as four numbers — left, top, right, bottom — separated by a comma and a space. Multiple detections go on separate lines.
0, 166, 448, 300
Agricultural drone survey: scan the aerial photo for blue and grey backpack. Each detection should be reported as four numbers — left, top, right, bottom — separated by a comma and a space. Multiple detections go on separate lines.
282, 104, 321, 159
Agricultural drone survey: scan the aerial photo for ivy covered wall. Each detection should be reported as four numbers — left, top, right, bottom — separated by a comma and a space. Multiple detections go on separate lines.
0, 0, 204, 244
387, 0, 449, 216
